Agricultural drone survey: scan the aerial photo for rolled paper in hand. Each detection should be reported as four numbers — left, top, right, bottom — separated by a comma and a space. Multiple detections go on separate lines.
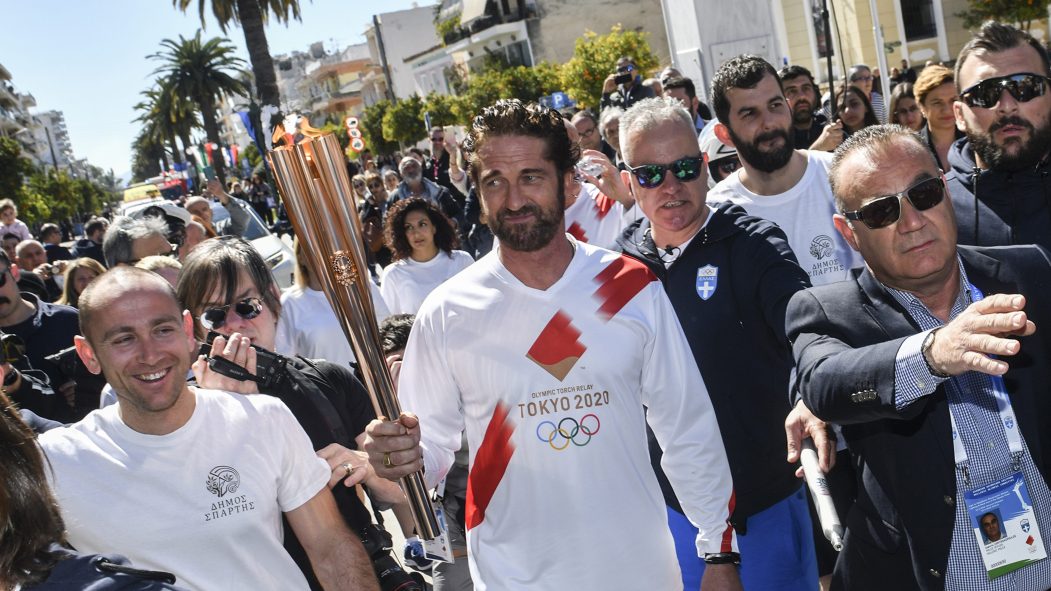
801, 439, 844, 551
267, 127, 440, 540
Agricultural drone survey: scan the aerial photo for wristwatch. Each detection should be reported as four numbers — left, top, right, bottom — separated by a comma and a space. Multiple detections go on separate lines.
921, 329, 952, 379
703, 552, 741, 565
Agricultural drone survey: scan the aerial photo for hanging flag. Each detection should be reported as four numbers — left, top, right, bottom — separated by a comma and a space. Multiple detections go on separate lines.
231, 144, 239, 167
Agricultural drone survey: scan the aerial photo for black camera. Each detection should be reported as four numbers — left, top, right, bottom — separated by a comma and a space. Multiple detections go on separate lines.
358, 524, 425, 591
0, 333, 27, 365
614, 72, 634, 85
199, 331, 289, 389
44, 344, 77, 380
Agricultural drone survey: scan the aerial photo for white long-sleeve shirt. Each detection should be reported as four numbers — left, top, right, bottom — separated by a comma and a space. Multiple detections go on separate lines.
399, 237, 736, 590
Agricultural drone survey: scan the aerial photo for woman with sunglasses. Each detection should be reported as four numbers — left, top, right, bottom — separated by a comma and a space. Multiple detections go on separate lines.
915, 65, 965, 170
55, 257, 105, 309
177, 236, 419, 590
380, 197, 474, 315
836, 85, 880, 135
888, 83, 925, 132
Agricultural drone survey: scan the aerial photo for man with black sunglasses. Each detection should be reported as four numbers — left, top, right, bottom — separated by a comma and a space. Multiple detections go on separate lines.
946, 21, 1051, 250
617, 96, 825, 591
790, 124, 1051, 590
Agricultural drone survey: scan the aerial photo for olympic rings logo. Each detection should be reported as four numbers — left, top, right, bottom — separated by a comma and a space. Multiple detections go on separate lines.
536, 414, 601, 450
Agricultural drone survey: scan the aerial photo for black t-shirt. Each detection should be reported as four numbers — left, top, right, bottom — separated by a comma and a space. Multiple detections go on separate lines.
257, 357, 378, 590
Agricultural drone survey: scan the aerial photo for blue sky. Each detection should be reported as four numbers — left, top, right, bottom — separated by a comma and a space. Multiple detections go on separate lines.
1, 0, 429, 181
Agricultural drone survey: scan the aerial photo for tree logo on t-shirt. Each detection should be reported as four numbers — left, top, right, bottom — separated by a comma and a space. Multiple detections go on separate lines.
809, 235, 835, 260
206, 466, 241, 498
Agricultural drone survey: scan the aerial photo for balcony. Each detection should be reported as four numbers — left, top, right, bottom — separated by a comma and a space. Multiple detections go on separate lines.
440, 0, 537, 46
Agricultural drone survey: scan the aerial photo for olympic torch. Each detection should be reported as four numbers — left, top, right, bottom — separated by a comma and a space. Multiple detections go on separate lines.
801, 439, 844, 551
266, 124, 441, 541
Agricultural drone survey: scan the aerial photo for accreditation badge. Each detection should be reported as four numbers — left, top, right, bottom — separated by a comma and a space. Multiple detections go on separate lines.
964, 472, 1047, 579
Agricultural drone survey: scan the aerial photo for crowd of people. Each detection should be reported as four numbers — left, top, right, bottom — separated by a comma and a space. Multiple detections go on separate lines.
4, 18, 1051, 591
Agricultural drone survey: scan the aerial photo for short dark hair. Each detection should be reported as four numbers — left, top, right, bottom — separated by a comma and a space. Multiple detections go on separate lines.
379, 314, 415, 355
662, 76, 696, 100
571, 109, 598, 126
384, 197, 460, 262
176, 236, 281, 341
778, 64, 817, 87
79, 266, 179, 344
462, 99, 580, 187
2, 233, 19, 244
0, 390, 66, 586
38, 224, 60, 241
712, 55, 782, 127
955, 21, 1050, 89
85, 218, 108, 238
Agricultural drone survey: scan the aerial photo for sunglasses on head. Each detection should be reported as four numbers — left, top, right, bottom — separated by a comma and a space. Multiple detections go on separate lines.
200, 297, 264, 331
960, 73, 1051, 109
842, 177, 945, 229
627, 156, 704, 189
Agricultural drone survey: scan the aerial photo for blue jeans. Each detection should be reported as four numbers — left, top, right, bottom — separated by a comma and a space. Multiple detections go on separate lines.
667, 488, 819, 590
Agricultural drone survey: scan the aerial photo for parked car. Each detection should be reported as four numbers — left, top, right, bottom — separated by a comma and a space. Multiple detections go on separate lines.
118, 198, 296, 288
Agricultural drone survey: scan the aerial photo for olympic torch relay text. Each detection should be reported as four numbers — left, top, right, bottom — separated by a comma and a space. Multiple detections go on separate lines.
520, 384, 610, 418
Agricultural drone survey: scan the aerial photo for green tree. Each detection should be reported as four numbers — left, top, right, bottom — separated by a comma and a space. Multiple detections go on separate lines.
382, 94, 428, 147
561, 24, 658, 109
133, 86, 176, 170
361, 100, 399, 155
173, 0, 302, 136
151, 32, 249, 184
131, 129, 168, 182
0, 137, 36, 201
957, 0, 1046, 32
453, 63, 563, 124
422, 92, 460, 128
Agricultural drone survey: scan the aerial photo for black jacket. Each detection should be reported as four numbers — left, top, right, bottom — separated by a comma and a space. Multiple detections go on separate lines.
70, 238, 105, 266
945, 136, 1051, 249
24, 545, 183, 590
256, 357, 377, 590
787, 245, 1051, 590
618, 203, 812, 525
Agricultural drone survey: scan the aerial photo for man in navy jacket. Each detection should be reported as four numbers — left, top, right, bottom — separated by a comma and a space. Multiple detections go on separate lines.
617, 95, 829, 590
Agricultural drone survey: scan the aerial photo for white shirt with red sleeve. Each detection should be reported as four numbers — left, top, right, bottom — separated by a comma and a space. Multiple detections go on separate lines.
399, 237, 736, 590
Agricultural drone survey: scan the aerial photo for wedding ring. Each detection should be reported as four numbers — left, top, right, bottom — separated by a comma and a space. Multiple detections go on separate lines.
341, 462, 353, 477
383, 452, 393, 468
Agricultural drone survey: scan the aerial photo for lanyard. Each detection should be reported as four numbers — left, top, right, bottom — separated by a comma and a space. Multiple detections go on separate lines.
949, 283, 1024, 485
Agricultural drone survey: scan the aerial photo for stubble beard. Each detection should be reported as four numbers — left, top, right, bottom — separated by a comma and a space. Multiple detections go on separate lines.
489, 183, 566, 252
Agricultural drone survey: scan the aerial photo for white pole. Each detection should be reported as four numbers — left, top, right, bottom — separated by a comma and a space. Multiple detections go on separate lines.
869, 0, 892, 118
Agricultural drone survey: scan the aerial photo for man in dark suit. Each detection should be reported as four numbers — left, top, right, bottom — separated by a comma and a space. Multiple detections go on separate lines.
788, 124, 1051, 590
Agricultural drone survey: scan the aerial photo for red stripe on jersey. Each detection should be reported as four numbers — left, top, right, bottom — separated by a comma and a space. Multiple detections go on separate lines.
592, 255, 657, 321
594, 192, 614, 219
526, 311, 586, 380
721, 490, 736, 552
465, 402, 516, 530
567, 221, 588, 243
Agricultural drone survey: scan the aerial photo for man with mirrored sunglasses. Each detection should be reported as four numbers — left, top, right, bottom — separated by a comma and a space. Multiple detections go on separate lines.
789, 123, 1051, 590
946, 21, 1051, 249
617, 96, 823, 591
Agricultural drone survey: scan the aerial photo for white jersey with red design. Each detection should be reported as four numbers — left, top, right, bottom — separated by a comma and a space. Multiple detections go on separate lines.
400, 237, 735, 590
564, 182, 635, 249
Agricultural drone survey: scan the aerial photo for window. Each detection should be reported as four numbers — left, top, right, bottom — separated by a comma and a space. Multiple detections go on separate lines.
900, 0, 936, 40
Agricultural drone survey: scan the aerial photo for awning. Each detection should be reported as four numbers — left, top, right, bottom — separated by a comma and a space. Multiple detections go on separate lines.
461, 0, 489, 24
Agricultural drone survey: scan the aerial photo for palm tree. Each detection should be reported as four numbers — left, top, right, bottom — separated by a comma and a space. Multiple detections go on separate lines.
173, 0, 302, 138
151, 32, 248, 184
133, 90, 173, 172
